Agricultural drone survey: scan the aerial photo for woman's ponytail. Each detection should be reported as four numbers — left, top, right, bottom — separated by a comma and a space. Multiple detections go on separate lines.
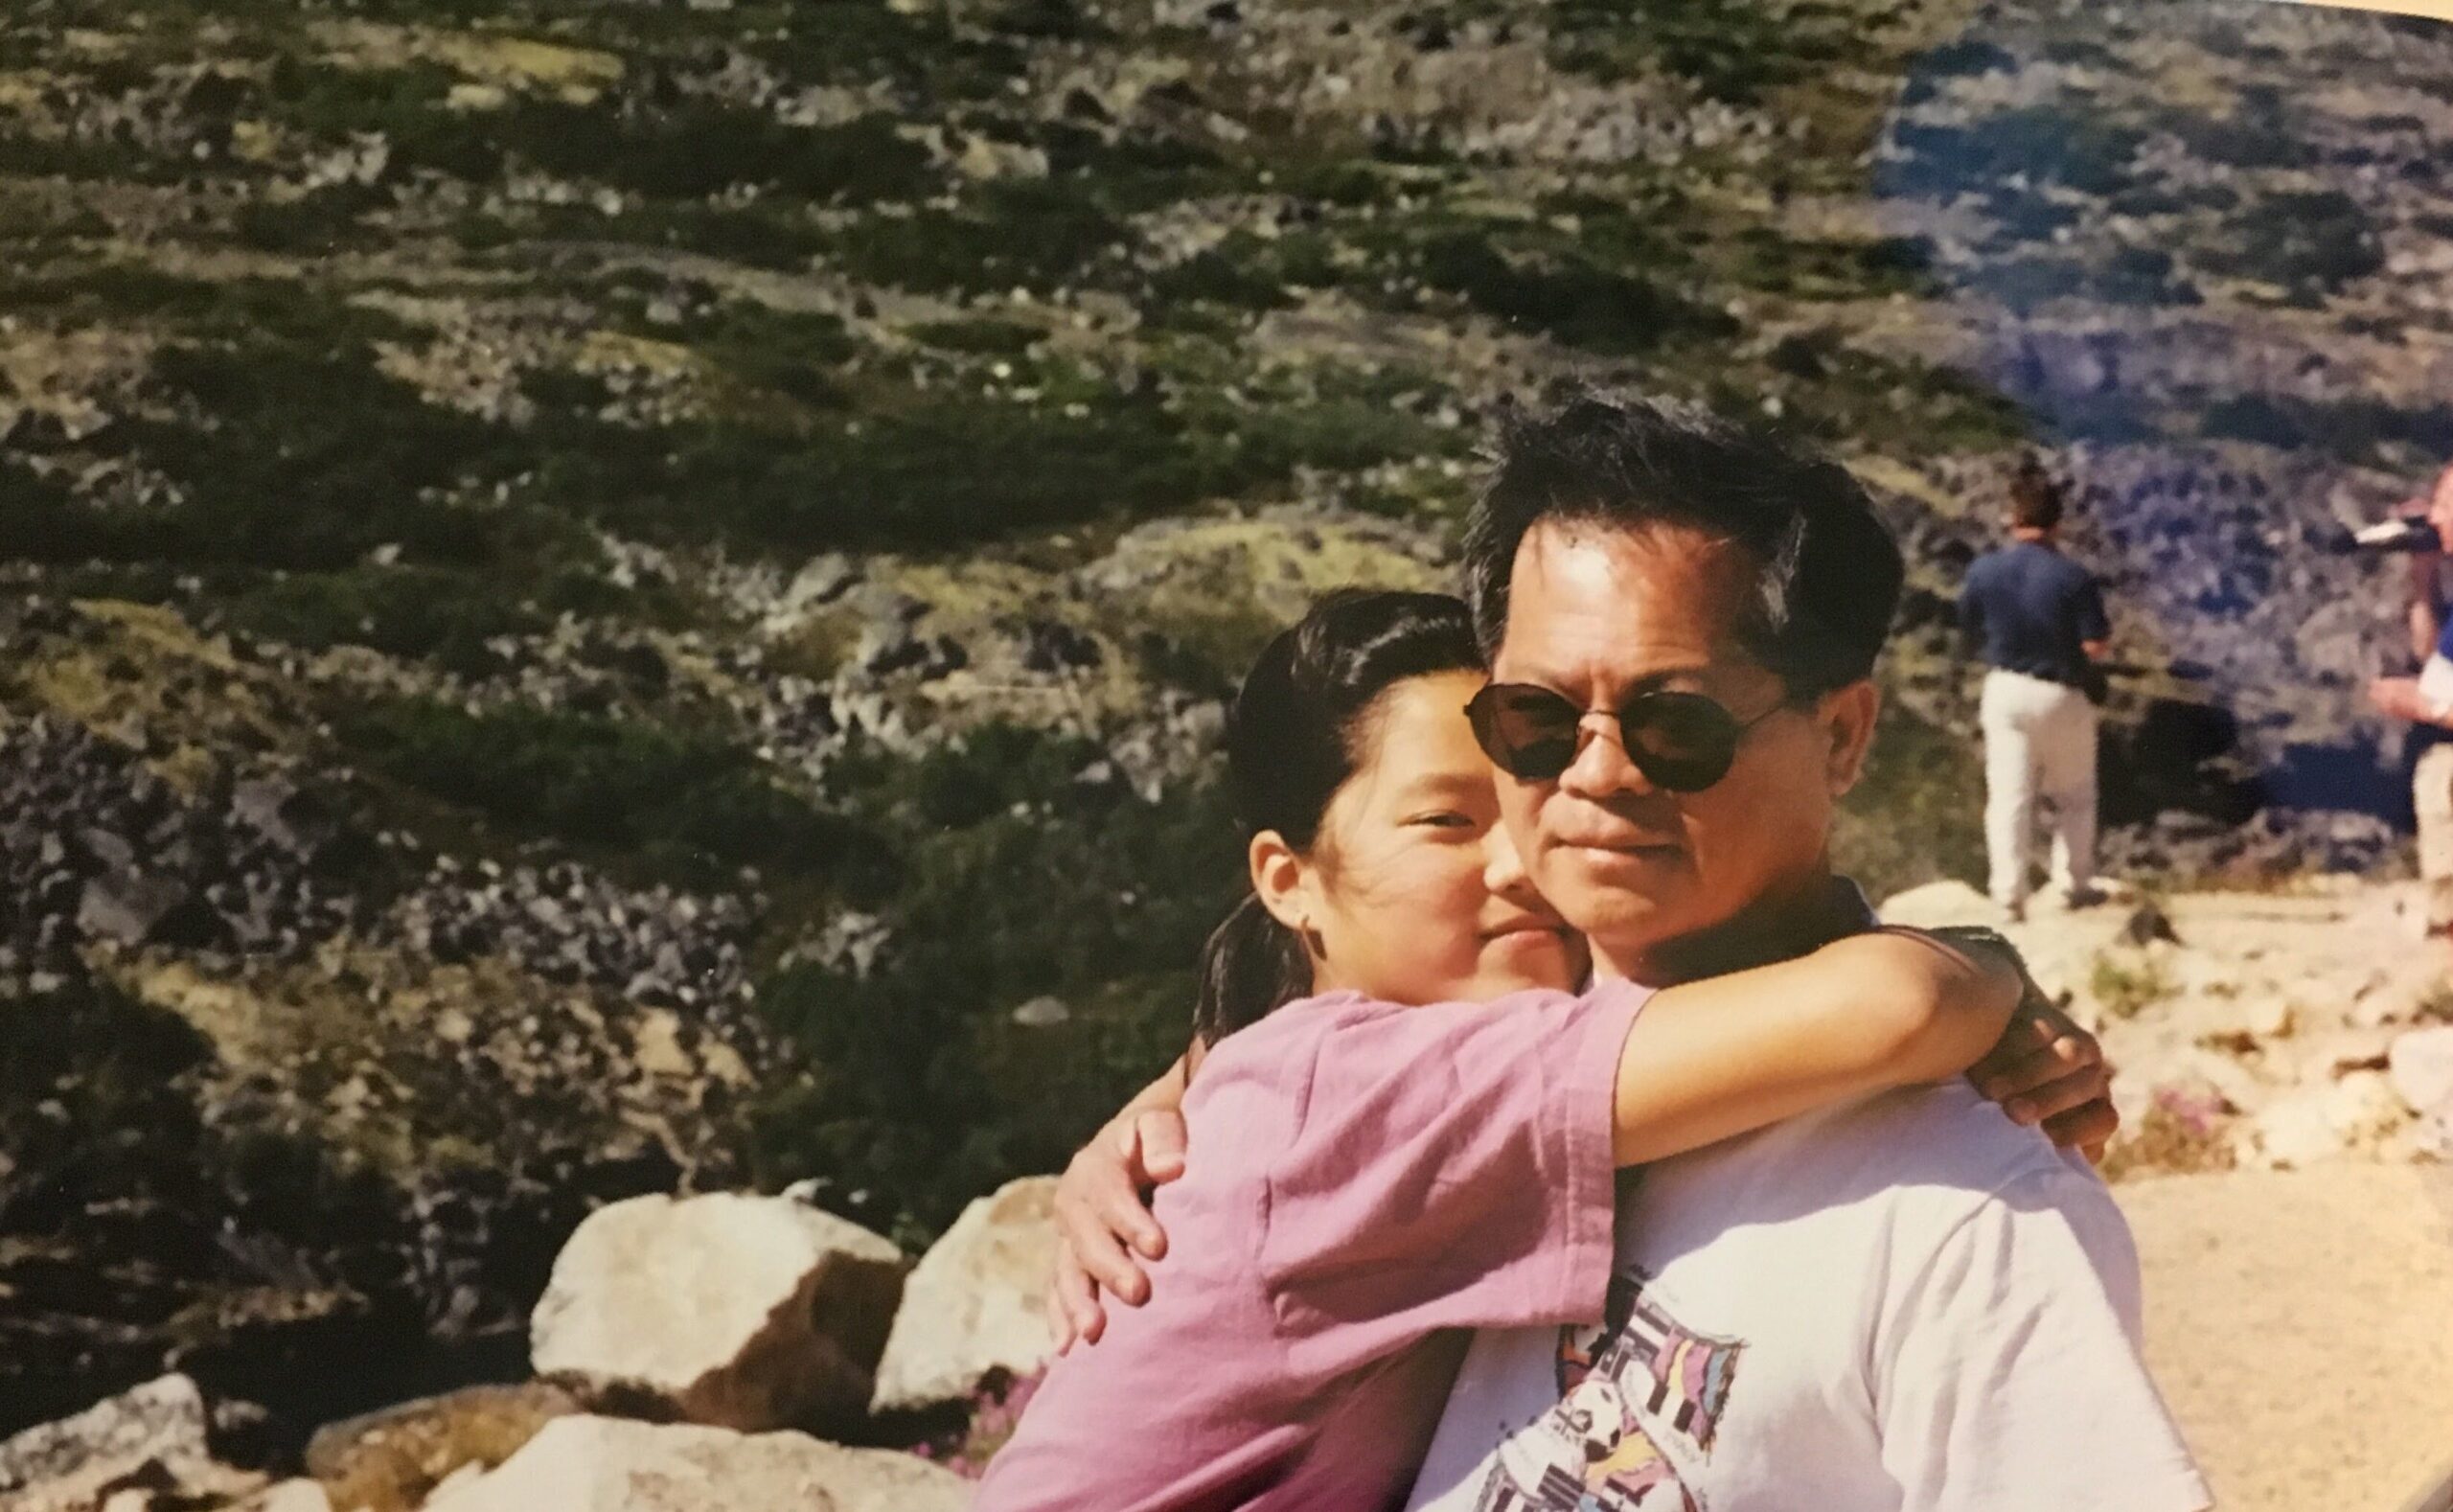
1191, 893, 1312, 1047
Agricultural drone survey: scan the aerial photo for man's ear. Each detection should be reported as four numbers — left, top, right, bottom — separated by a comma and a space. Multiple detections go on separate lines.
1819, 679, 1881, 797
1249, 830, 1316, 936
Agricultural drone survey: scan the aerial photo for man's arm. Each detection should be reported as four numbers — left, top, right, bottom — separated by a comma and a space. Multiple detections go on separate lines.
2078, 573, 2112, 663
1874, 1172, 2212, 1511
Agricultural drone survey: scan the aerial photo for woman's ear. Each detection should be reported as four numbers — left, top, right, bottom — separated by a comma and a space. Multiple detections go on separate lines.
1819, 679, 1881, 797
1249, 830, 1314, 937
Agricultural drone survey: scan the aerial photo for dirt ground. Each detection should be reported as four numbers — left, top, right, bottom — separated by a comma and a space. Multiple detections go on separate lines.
2117, 1164, 2453, 1510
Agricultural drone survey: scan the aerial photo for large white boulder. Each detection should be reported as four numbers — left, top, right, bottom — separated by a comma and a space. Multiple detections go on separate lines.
0, 1375, 258, 1512
532, 1193, 906, 1432
873, 1176, 1060, 1413
422, 1415, 970, 1512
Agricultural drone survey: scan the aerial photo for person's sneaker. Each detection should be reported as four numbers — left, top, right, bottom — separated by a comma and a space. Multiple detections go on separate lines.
2063, 883, 2108, 909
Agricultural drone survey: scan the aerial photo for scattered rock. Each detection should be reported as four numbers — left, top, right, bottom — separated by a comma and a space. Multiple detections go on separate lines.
78, 870, 213, 948
873, 1176, 1059, 1413
1007, 996, 1069, 1029
422, 1416, 970, 1512
2120, 900, 2181, 947
2248, 1072, 2408, 1169
2248, 1090, 2342, 1171
531, 1194, 906, 1433
305, 1383, 584, 1512
2388, 1025, 2453, 1123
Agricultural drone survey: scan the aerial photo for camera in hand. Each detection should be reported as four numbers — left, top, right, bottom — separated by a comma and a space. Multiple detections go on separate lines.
2326, 516, 2444, 554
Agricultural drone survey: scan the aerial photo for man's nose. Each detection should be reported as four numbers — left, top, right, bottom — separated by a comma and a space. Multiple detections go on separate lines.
1557, 717, 1658, 802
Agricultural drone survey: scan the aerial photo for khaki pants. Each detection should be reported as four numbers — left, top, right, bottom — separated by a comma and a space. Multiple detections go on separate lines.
2417, 743, 2453, 932
1981, 670, 2098, 909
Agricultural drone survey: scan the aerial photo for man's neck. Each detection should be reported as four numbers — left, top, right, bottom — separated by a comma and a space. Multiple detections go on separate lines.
1603, 864, 1863, 988
2011, 528, 2056, 547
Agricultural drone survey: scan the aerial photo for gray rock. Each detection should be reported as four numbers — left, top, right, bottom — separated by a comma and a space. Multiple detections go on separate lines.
77, 870, 209, 947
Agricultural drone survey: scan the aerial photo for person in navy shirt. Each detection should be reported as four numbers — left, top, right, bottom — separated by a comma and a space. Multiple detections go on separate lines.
1959, 458, 2111, 920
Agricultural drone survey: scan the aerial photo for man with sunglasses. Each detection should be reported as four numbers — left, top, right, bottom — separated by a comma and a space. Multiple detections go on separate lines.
1401, 395, 2203, 1512
1051, 394, 2207, 1511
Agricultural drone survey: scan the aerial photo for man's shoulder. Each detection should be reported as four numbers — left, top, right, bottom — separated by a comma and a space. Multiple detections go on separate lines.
1771, 1082, 2110, 1220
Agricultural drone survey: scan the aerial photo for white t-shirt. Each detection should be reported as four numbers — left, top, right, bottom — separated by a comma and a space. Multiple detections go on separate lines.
1404, 1082, 2212, 1512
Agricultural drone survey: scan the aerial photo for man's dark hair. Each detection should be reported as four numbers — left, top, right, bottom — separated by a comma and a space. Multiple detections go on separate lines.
2007, 454, 2065, 532
1460, 391, 1906, 696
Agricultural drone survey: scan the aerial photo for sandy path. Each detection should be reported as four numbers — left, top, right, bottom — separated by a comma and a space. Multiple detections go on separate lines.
2117, 1165, 2453, 1510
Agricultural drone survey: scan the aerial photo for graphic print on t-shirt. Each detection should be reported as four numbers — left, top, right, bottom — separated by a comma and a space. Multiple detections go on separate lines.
1470, 1269, 1744, 1512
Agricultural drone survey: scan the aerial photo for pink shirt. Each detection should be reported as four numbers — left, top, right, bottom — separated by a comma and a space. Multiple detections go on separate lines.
972, 980, 1647, 1512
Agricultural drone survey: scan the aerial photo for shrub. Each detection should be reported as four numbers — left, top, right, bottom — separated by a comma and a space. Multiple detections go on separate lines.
222, 565, 548, 677
233, 183, 394, 255
2202, 191, 2383, 293
338, 699, 868, 885
2098, 1089, 2237, 1182
481, 96, 935, 205
1831, 699, 1987, 902
1888, 107, 2144, 200
750, 727, 1246, 1241
822, 180, 1128, 295
1548, 0, 1864, 103
1414, 234, 1735, 355
2088, 951, 2174, 1020
121, 341, 526, 569
525, 368, 1445, 556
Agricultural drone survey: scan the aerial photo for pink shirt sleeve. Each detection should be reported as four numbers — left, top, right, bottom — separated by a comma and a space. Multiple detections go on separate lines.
1253, 978, 1647, 1375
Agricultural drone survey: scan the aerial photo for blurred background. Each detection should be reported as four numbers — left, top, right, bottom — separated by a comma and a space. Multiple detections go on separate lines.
2, 0, 2451, 1503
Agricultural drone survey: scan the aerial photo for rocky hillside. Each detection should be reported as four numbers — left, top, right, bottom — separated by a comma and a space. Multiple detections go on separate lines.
6, 0, 2453, 1457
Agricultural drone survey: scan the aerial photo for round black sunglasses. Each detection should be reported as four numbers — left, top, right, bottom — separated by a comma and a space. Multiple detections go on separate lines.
1463, 683, 1789, 792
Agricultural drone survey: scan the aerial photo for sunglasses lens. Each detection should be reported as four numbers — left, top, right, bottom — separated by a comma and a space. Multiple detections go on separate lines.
1469, 685, 1580, 778
1622, 693, 1742, 792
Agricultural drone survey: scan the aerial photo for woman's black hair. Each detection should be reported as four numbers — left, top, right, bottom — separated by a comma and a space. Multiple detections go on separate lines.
1190, 588, 1484, 1047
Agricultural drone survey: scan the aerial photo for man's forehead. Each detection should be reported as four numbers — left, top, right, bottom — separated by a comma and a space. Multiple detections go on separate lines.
1494, 519, 1765, 680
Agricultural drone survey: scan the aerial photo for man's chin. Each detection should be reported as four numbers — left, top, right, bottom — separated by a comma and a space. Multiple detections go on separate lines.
1541, 859, 1690, 940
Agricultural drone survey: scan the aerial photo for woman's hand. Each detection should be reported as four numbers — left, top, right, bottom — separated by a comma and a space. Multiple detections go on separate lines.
1046, 1109, 1188, 1352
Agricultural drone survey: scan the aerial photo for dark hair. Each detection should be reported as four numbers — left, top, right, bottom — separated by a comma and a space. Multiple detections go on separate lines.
2008, 454, 2065, 532
1460, 391, 1905, 697
1191, 588, 1483, 1046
